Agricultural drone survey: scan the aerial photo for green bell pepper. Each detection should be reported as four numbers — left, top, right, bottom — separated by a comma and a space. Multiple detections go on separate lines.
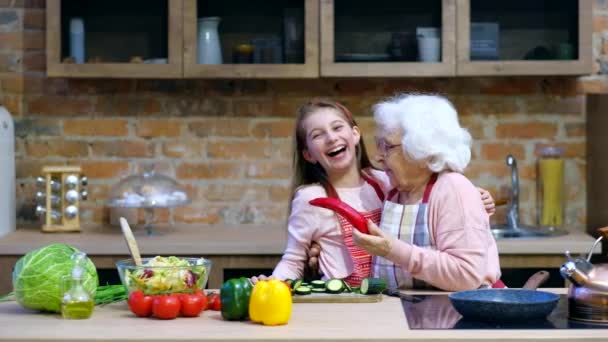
220, 277, 252, 320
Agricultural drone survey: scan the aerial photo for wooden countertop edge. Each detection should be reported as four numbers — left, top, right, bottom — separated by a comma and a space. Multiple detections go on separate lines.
0, 225, 599, 256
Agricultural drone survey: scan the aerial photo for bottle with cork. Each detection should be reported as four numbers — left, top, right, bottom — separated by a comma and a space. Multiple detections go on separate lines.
536, 146, 565, 229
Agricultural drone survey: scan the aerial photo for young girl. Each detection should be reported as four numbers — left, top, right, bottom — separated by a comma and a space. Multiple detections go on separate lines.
259, 99, 493, 286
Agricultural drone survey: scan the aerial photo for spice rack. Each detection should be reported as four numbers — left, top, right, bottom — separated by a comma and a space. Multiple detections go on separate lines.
35, 166, 88, 233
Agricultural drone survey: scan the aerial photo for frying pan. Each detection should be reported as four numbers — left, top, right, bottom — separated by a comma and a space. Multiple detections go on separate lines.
448, 271, 559, 322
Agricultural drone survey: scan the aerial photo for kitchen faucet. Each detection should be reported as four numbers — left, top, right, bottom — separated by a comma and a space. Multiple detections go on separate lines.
490, 154, 569, 239
505, 154, 520, 230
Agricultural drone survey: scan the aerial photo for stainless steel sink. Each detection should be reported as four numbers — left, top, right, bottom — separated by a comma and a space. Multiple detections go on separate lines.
491, 224, 569, 239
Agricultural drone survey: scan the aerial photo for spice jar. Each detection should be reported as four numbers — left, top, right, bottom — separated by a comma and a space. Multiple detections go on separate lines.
536, 146, 565, 229
232, 44, 254, 64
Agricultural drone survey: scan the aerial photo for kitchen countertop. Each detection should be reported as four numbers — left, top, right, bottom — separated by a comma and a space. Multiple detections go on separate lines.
0, 288, 605, 342
0, 224, 599, 256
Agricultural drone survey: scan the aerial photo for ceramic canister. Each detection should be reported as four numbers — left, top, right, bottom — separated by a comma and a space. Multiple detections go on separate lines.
197, 17, 223, 64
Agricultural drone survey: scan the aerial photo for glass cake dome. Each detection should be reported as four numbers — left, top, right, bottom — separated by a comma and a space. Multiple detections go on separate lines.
106, 169, 190, 209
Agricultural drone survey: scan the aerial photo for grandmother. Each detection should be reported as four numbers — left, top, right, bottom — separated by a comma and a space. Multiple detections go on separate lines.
352, 94, 501, 291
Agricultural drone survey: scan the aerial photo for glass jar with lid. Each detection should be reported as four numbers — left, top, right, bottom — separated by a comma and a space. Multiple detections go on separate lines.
537, 146, 565, 229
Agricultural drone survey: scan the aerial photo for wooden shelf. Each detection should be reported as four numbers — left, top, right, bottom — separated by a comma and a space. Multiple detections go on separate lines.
320, 0, 456, 78
183, 0, 319, 79
455, 0, 592, 76
46, 0, 183, 78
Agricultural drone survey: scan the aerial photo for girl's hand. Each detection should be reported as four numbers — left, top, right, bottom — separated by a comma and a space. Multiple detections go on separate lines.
250, 274, 272, 284
478, 187, 496, 216
352, 220, 392, 257
305, 241, 322, 278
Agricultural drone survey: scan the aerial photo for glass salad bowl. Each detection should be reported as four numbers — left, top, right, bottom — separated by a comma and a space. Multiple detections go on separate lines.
116, 256, 212, 295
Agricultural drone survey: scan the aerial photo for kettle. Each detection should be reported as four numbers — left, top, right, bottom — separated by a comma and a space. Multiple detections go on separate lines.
560, 227, 608, 323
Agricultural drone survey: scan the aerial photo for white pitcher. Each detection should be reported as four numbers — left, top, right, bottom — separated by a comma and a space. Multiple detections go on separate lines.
197, 17, 222, 64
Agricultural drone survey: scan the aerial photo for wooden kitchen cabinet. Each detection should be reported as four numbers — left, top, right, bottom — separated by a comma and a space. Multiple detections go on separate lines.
46, 0, 183, 78
455, 0, 592, 76
45, 0, 592, 79
320, 0, 457, 77
182, 0, 319, 78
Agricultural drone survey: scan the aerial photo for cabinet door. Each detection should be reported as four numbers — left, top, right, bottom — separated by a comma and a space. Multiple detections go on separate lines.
320, 0, 456, 77
183, 0, 319, 78
456, 0, 592, 76
46, 0, 183, 78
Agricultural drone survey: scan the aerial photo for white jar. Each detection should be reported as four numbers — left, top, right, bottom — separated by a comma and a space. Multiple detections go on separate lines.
417, 36, 441, 62
69, 17, 85, 64
197, 17, 222, 64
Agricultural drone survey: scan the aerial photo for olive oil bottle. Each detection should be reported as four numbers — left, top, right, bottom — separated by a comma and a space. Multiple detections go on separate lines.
61, 252, 94, 319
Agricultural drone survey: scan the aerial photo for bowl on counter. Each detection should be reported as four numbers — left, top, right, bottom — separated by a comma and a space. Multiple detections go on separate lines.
116, 256, 212, 295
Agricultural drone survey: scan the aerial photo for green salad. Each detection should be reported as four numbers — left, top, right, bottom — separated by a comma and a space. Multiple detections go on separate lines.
125, 256, 208, 294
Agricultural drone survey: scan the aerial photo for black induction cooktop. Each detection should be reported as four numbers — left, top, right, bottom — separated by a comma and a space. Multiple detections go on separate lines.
401, 295, 607, 330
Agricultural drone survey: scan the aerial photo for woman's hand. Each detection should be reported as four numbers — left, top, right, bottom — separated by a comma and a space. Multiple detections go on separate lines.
352, 220, 393, 257
478, 187, 496, 216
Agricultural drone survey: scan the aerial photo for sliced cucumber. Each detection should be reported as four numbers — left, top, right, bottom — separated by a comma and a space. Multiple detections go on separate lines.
285, 279, 294, 288
311, 280, 326, 289
301, 282, 310, 287
351, 287, 361, 294
311, 288, 326, 293
292, 279, 303, 290
342, 280, 353, 293
294, 286, 312, 295
360, 278, 387, 295
325, 278, 345, 294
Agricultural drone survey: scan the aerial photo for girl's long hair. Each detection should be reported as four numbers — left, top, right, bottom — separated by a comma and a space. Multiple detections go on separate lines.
291, 98, 374, 203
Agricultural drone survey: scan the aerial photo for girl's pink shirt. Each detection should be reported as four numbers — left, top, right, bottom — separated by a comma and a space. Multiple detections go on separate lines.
385, 171, 502, 291
272, 169, 388, 280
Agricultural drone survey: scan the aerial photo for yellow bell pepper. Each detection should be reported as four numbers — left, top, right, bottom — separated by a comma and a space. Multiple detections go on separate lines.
249, 279, 292, 326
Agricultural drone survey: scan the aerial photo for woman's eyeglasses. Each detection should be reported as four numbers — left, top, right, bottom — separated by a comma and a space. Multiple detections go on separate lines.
375, 139, 402, 156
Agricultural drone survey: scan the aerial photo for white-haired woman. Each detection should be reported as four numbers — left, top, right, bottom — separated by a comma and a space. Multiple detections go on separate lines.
352, 94, 502, 291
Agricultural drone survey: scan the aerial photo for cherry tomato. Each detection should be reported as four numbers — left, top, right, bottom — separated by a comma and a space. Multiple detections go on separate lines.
127, 291, 153, 317
206, 292, 221, 311
152, 295, 181, 320
180, 293, 207, 317
194, 290, 208, 310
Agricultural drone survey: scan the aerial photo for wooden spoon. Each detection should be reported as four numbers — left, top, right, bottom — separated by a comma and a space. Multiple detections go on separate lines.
119, 217, 142, 266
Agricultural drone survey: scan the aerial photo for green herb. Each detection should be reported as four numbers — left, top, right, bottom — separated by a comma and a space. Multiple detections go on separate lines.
2, 286, 127, 306
0, 292, 15, 302
94, 285, 128, 305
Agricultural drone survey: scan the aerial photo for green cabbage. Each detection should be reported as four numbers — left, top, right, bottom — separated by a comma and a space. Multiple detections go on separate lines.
12, 243, 98, 313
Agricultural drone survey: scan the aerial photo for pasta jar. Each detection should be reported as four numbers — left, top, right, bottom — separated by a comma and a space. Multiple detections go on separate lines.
537, 146, 565, 229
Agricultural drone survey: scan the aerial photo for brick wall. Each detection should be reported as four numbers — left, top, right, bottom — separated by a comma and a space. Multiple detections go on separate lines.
0, 1, 599, 231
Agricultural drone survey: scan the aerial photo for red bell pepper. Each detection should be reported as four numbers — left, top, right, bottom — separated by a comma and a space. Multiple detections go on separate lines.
309, 197, 369, 234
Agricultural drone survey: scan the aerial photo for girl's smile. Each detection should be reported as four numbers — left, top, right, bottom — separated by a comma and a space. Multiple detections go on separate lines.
301, 108, 361, 179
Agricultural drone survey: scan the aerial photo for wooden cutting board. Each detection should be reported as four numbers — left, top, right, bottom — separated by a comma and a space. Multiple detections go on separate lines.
292, 292, 383, 303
